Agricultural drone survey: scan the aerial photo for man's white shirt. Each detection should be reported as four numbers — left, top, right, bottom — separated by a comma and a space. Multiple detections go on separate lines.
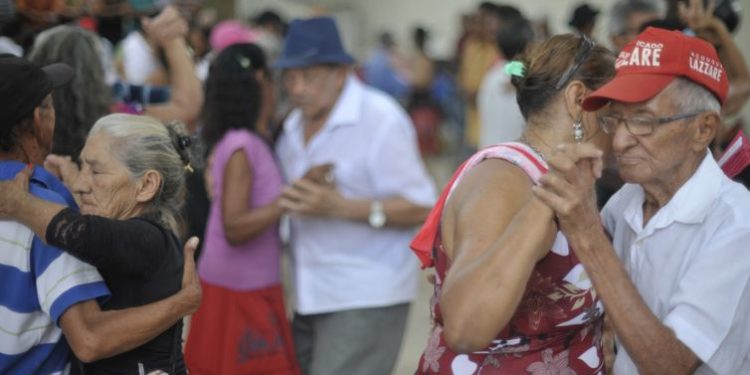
603, 153, 750, 374
276, 75, 436, 314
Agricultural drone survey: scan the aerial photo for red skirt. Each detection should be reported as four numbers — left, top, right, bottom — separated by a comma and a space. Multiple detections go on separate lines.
184, 281, 300, 375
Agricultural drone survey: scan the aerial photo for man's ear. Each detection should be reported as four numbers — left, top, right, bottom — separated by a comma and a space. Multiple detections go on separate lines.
692, 112, 720, 152
136, 170, 163, 203
31, 105, 43, 137
19, 105, 47, 158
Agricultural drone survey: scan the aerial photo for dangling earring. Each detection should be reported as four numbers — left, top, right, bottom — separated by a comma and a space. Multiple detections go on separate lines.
573, 118, 585, 144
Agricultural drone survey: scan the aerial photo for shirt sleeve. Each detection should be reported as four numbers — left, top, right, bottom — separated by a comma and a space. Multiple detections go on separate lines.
366, 105, 436, 207
663, 224, 750, 375
45, 208, 171, 279
30, 189, 109, 325
122, 33, 157, 85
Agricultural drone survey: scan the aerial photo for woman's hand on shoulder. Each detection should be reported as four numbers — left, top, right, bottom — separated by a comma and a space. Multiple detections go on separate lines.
44, 154, 80, 188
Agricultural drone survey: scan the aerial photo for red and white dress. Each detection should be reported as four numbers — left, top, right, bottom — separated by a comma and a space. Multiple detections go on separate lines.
412, 142, 605, 375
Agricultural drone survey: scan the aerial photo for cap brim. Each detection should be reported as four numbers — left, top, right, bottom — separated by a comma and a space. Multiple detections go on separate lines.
582, 74, 676, 111
42, 63, 74, 89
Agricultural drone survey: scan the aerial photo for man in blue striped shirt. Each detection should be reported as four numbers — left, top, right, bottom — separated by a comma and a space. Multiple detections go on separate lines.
0, 54, 201, 374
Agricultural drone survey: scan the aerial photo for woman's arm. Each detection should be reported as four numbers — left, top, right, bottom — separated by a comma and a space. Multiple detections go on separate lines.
141, 6, 203, 129
45, 209, 170, 277
439, 159, 557, 353
60, 237, 202, 362
221, 149, 283, 246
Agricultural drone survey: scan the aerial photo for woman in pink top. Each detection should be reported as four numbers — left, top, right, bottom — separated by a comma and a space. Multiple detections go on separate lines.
411, 35, 615, 374
184, 43, 299, 375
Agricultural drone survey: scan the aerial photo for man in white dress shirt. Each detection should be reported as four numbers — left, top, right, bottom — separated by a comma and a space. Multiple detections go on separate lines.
273, 17, 435, 375
535, 27, 750, 374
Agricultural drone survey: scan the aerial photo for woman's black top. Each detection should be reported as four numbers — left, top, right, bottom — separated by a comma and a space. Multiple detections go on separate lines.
46, 208, 186, 375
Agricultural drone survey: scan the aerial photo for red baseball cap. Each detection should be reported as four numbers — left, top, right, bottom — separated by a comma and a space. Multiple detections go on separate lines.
582, 27, 729, 111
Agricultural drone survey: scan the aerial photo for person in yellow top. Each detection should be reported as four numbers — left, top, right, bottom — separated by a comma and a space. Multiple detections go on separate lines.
458, 2, 500, 149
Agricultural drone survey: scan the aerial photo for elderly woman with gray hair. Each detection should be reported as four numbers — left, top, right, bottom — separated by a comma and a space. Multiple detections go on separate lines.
0, 113, 196, 374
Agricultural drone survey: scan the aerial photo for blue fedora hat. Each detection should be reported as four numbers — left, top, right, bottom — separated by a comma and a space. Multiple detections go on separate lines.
273, 16, 355, 69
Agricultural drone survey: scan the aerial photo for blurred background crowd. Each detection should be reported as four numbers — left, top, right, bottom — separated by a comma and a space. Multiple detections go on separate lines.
1, 0, 749, 374
4, 0, 747, 160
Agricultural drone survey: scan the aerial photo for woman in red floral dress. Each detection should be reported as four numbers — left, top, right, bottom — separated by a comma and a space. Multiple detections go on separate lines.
411, 34, 615, 374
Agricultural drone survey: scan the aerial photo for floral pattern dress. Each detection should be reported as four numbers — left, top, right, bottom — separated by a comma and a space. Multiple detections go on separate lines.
413, 143, 605, 375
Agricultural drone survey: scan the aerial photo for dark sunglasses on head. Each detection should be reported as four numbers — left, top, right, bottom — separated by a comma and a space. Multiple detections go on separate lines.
555, 35, 596, 91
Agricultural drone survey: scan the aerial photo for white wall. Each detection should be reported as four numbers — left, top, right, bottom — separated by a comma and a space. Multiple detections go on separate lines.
236, 0, 750, 124
235, 0, 361, 60
346, 0, 622, 59
237, 0, 640, 60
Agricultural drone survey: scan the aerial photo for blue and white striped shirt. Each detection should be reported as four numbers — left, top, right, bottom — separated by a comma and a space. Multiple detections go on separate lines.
0, 161, 110, 375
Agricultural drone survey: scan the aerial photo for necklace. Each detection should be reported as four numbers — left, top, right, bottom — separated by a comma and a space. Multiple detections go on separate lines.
519, 135, 547, 162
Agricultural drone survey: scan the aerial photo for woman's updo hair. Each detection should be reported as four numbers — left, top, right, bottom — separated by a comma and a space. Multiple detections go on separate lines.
511, 34, 615, 120
201, 43, 267, 151
89, 114, 193, 236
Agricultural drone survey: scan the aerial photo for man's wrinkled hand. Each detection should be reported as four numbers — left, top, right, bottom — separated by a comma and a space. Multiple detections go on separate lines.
279, 178, 344, 218
179, 237, 202, 316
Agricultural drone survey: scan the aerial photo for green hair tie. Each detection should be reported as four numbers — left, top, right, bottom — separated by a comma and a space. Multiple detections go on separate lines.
237, 57, 252, 69
504, 61, 526, 78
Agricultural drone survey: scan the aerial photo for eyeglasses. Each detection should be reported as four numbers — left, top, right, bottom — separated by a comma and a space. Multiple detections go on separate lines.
598, 112, 703, 136
555, 35, 596, 90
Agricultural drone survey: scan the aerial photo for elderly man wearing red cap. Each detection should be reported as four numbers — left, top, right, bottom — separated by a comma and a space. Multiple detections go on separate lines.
534, 27, 750, 374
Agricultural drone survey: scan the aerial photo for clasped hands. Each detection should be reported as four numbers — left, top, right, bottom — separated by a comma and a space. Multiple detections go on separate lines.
532, 143, 605, 239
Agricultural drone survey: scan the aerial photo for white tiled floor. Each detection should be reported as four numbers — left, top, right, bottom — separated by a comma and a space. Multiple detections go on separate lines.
391, 271, 433, 374
391, 154, 457, 375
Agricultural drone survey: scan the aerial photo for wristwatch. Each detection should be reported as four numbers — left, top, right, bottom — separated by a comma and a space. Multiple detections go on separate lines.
368, 200, 387, 228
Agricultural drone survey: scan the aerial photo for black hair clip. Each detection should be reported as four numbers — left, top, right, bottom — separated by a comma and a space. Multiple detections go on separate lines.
178, 135, 192, 150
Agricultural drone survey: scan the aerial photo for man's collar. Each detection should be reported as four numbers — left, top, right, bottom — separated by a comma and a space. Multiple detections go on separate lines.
623, 151, 723, 233
0, 160, 78, 209
657, 152, 723, 225
325, 74, 364, 130
0, 160, 48, 187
